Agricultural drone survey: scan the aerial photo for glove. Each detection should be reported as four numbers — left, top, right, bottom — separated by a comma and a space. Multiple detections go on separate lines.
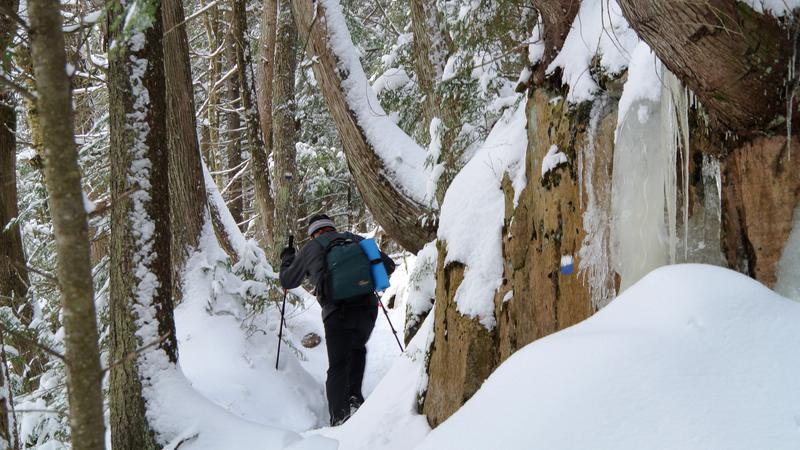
280, 245, 296, 261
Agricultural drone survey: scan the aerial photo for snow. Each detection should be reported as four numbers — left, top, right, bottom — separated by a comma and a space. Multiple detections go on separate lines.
616, 42, 662, 133
418, 264, 800, 450
744, 0, 800, 15
403, 241, 437, 336
372, 68, 411, 95
438, 98, 528, 329
152, 211, 416, 449
310, 312, 433, 450
319, 0, 433, 206
541, 144, 567, 178
527, 16, 544, 65
546, 0, 638, 103
81, 191, 96, 214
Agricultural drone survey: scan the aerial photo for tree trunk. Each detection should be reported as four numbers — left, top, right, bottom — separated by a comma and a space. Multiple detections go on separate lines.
163, 0, 208, 298
1, 1, 48, 386
0, 331, 19, 450
0, 2, 28, 318
531, 0, 580, 84
409, 0, 461, 205
108, 0, 177, 447
224, 61, 244, 226
27, 0, 105, 446
291, 0, 435, 253
409, 0, 444, 140
256, 0, 277, 156
618, 0, 792, 134
200, 0, 222, 176
271, 0, 298, 260
231, 0, 275, 247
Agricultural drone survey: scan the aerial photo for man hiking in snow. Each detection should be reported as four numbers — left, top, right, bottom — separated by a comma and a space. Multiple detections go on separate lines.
279, 213, 396, 426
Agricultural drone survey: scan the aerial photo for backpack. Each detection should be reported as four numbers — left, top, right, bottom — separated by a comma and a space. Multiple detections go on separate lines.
315, 233, 375, 302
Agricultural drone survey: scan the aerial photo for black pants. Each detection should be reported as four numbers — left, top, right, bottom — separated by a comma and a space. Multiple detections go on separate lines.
323, 304, 378, 425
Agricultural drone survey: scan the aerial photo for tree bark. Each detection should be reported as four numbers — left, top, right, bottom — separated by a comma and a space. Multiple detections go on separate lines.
409, 0, 462, 205
0, 331, 19, 450
0, 3, 28, 314
618, 0, 792, 134
409, 0, 444, 137
531, 0, 580, 84
271, 0, 298, 260
200, 0, 222, 176
231, 0, 275, 247
163, 0, 208, 298
224, 58, 244, 226
256, 0, 277, 156
28, 0, 105, 446
108, 0, 177, 448
291, 0, 436, 253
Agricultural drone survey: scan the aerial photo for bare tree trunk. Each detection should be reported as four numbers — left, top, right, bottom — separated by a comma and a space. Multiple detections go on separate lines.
271, 0, 298, 259
0, 99, 29, 308
200, 0, 222, 176
163, 0, 209, 298
291, 0, 435, 253
0, 0, 28, 317
224, 65, 244, 226
108, 0, 177, 447
618, 0, 792, 134
409, 0, 461, 205
1, 3, 48, 387
530, 0, 579, 85
256, 0, 277, 153
409, 0, 445, 141
28, 0, 105, 446
0, 331, 19, 450
231, 0, 275, 247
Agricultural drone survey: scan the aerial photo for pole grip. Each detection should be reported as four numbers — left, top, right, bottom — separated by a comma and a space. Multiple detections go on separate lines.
288, 234, 294, 248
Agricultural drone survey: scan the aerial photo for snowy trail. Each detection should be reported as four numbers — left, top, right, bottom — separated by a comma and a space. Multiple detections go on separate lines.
171, 250, 415, 449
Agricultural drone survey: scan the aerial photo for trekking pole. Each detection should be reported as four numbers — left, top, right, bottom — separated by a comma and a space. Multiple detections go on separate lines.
276, 234, 293, 370
378, 299, 404, 353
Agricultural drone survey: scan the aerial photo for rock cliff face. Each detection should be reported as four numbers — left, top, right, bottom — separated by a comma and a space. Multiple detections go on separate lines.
721, 135, 800, 285
423, 89, 605, 427
421, 85, 800, 428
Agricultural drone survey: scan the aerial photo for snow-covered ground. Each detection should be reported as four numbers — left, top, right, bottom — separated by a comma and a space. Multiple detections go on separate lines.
169, 244, 418, 449
417, 265, 800, 450
170, 243, 800, 450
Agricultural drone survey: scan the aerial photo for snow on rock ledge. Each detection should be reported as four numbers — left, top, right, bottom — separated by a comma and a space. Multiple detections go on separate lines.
418, 264, 800, 450
437, 99, 528, 329
546, 0, 638, 103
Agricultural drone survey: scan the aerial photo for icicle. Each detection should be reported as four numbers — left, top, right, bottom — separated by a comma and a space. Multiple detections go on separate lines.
578, 94, 615, 308
776, 204, 800, 302
678, 82, 690, 262
661, 71, 679, 265
611, 93, 670, 292
700, 154, 725, 265
787, 23, 797, 161
660, 70, 691, 262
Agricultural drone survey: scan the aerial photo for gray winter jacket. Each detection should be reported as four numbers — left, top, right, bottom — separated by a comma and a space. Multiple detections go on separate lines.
279, 230, 396, 320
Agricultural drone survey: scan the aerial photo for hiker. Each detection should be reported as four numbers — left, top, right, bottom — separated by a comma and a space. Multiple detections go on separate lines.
279, 213, 396, 426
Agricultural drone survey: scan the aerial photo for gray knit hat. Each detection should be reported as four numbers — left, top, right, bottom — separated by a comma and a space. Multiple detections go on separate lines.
308, 214, 336, 236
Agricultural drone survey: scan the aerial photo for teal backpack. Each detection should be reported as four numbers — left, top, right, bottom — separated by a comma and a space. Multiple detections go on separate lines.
315, 233, 375, 302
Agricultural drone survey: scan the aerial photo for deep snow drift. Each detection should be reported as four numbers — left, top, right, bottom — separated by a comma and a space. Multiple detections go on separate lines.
417, 264, 800, 450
